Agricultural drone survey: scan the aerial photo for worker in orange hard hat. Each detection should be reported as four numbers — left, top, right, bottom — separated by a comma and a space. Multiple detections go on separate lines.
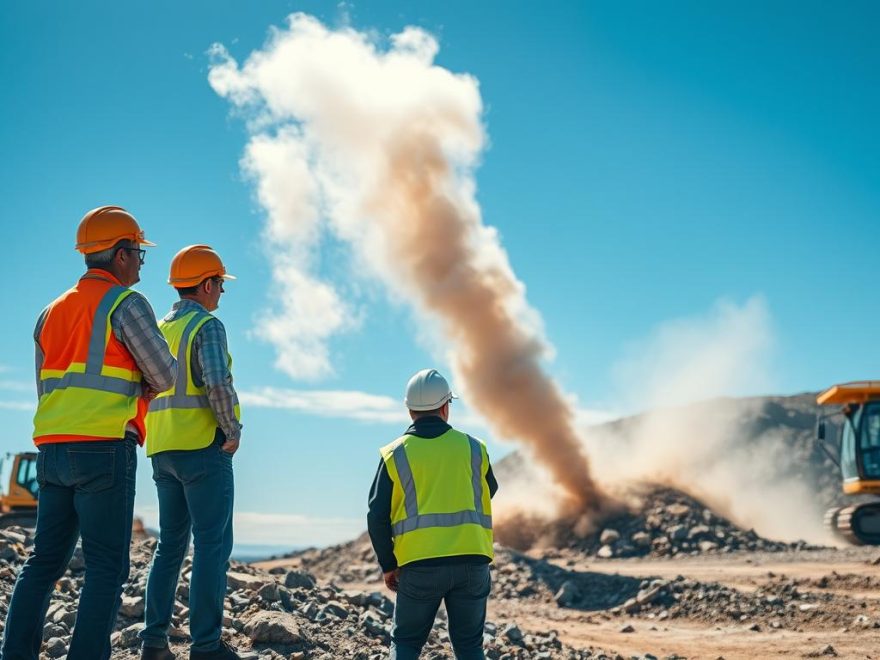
2, 206, 176, 660
139, 245, 242, 660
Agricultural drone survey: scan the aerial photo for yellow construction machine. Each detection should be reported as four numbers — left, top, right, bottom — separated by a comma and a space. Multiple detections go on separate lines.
0, 452, 38, 528
816, 382, 880, 544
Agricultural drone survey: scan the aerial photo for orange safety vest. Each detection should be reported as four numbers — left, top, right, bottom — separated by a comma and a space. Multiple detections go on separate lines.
33, 270, 147, 445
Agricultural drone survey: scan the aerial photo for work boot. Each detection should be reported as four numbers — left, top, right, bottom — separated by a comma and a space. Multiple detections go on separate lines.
190, 640, 241, 660
141, 646, 177, 660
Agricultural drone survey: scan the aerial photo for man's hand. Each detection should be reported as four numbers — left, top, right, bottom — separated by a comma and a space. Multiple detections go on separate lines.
142, 384, 159, 402
221, 437, 240, 455
383, 568, 400, 592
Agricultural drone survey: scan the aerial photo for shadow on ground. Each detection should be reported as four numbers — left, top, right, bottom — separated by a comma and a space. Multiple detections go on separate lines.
498, 550, 644, 611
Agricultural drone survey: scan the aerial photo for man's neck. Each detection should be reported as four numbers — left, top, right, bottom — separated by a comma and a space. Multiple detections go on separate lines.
180, 294, 211, 309
177, 297, 208, 311
83, 267, 124, 285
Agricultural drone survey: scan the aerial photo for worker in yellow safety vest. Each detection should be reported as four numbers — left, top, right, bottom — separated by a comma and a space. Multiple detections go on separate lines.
367, 369, 499, 660
139, 245, 242, 660
1, 206, 176, 660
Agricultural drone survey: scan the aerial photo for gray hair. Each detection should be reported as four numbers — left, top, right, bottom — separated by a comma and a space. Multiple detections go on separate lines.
83, 239, 132, 269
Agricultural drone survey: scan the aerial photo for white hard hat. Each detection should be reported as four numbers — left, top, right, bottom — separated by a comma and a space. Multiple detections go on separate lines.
405, 368, 457, 411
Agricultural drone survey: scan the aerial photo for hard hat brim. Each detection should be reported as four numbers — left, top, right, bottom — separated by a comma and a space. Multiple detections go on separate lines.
405, 391, 457, 411
168, 270, 235, 288
75, 235, 156, 253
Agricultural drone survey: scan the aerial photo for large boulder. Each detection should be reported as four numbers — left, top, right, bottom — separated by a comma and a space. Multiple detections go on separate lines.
244, 611, 305, 645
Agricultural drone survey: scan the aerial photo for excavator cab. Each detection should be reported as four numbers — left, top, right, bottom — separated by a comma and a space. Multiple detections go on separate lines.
0, 452, 39, 528
817, 382, 880, 543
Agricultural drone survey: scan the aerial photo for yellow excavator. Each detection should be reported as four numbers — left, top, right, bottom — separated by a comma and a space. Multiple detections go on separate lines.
816, 382, 880, 545
0, 452, 38, 528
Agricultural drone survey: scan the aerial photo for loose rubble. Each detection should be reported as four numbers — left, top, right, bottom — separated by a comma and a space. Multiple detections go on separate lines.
278, 531, 880, 647
0, 528, 625, 659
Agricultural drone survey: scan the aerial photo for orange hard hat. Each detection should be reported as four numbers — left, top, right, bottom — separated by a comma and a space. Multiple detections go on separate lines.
168, 244, 236, 288
75, 206, 155, 254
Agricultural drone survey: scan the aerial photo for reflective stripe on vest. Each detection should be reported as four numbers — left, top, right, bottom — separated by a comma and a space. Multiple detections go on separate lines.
390, 435, 492, 537
153, 311, 212, 411
145, 310, 239, 455
34, 284, 143, 441
39, 286, 141, 398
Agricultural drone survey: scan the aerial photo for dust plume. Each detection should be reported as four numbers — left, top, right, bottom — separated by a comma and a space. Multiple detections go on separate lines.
599, 297, 828, 543
495, 298, 831, 544
209, 15, 608, 512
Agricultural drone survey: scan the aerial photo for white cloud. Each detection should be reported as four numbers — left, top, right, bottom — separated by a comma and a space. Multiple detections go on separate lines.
0, 401, 34, 412
0, 380, 32, 393
0, 378, 39, 412
239, 387, 405, 423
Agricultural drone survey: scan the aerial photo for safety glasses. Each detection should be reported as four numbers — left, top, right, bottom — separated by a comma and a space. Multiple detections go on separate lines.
122, 247, 146, 265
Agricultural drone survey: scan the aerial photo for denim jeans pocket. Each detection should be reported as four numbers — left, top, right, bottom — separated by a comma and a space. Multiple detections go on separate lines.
466, 564, 491, 598
36, 450, 47, 488
400, 566, 440, 600
69, 448, 116, 493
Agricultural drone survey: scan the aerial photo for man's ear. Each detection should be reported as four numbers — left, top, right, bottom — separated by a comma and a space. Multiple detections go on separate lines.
202, 278, 213, 295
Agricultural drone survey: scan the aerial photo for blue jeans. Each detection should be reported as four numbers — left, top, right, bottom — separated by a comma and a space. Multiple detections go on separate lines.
390, 563, 490, 660
0, 436, 137, 660
140, 436, 234, 653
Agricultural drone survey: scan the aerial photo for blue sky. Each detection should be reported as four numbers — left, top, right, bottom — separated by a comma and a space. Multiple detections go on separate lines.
1, 1, 878, 549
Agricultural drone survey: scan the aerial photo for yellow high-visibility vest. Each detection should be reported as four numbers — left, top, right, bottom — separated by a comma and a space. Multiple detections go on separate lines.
34, 281, 144, 442
145, 309, 240, 456
380, 428, 493, 566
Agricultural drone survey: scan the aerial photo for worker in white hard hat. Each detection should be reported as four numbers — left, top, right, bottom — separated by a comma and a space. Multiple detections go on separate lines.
368, 369, 498, 660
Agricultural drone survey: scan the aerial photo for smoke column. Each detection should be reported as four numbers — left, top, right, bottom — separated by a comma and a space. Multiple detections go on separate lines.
209, 14, 606, 512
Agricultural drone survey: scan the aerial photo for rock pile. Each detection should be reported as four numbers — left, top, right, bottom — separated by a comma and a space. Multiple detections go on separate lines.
0, 528, 625, 660
497, 487, 819, 559
601, 573, 873, 630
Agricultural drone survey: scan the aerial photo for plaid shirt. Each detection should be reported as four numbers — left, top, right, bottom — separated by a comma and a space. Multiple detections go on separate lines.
165, 299, 242, 441
34, 270, 177, 437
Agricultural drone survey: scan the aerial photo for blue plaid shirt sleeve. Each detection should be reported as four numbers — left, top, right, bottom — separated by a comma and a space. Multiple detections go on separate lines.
112, 293, 177, 393
191, 318, 242, 441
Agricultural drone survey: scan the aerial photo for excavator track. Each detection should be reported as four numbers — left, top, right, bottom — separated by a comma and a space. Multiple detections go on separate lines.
824, 507, 847, 543
833, 503, 880, 545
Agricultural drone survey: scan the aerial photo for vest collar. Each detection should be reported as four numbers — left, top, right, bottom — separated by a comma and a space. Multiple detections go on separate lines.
166, 298, 209, 321
405, 416, 451, 439
171, 299, 208, 314
81, 268, 124, 286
